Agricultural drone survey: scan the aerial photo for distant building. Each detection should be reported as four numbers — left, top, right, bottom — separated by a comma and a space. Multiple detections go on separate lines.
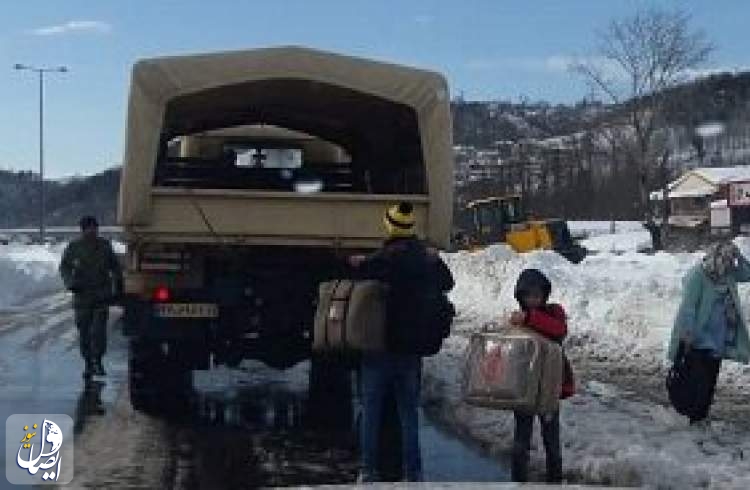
453, 145, 505, 187
650, 166, 750, 230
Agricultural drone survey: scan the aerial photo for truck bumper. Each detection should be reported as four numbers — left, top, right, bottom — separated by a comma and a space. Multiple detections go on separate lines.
121, 296, 311, 369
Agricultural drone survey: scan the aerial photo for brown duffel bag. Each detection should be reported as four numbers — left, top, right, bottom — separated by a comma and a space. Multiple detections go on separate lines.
313, 279, 388, 353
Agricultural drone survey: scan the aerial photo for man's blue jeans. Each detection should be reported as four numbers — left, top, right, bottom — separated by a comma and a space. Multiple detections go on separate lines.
360, 352, 422, 482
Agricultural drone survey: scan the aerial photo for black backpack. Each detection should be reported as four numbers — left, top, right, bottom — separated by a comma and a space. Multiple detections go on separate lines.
372, 240, 456, 356
666, 342, 694, 417
410, 290, 456, 357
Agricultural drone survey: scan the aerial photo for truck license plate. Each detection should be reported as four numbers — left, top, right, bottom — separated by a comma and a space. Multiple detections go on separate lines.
154, 303, 219, 318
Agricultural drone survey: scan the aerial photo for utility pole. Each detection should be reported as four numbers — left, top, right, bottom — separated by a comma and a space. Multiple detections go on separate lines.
13, 64, 68, 244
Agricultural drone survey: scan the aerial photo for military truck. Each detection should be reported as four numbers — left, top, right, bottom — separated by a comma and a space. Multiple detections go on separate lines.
118, 46, 453, 410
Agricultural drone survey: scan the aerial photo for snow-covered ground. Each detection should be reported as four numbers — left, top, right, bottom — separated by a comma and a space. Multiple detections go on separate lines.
0, 241, 127, 309
0, 243, 65, 308
424, 241, 750, 488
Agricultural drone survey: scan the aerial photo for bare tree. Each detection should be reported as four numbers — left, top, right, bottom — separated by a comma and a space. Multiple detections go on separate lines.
574, 7, 713, 220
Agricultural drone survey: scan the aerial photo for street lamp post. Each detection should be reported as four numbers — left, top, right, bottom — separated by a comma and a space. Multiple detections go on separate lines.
13, 64, 68, 244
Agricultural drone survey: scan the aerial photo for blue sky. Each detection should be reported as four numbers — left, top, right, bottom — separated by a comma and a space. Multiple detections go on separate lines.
1, 0, 748, 177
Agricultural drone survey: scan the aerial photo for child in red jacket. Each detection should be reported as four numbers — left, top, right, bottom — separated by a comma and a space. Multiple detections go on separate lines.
509, 268, 575, 483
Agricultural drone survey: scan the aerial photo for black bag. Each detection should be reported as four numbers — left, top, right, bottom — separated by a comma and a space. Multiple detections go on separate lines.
666, 342, 693, 416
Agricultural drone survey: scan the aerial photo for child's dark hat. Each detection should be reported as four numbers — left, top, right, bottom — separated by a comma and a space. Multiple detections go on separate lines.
514, 268, 552, 304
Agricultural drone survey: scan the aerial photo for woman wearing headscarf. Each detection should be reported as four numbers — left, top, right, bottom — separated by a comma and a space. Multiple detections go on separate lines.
670, 241, 750, 424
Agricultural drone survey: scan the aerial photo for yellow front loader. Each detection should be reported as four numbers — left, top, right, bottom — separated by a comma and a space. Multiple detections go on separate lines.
455, 195, 587, 263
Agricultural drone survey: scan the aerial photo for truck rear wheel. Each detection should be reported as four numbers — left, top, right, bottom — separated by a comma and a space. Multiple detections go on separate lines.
128, 340, 192, 414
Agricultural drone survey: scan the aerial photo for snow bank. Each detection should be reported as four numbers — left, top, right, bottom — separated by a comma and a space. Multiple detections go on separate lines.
0, 239, 127, 309
443, 245, 701, 365
444, 239, 750, 376
424, 344, 750, 489
0, 244, 64, 308
581, 231, 652, 253
568, 221, 645, 238
427, 242, 750, 488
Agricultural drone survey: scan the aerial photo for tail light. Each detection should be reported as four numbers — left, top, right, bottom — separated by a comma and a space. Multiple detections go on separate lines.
152, 286, 171, 302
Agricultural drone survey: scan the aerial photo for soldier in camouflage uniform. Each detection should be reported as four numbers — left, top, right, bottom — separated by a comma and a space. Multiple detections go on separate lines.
59, 216, 123, 378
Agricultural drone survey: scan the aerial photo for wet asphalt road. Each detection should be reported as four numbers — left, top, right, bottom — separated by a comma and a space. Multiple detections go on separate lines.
0, 292, 508, 489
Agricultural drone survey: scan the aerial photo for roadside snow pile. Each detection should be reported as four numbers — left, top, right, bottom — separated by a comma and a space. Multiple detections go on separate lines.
444, 244, 701, 365
444, 241, 750, 376
0, 244, 64, 308
427, 243, 750, 488
581, 231, 652, 253
569, 221, 651, 254
568, 221, 645, 238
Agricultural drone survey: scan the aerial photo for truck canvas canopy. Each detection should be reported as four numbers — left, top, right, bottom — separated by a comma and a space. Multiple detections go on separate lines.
119, 46, 453, 248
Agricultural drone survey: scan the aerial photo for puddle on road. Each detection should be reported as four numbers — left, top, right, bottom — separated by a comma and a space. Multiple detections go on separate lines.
420, 410, 509, 483
162, 366, 359, 488
155, 362, 509, 488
